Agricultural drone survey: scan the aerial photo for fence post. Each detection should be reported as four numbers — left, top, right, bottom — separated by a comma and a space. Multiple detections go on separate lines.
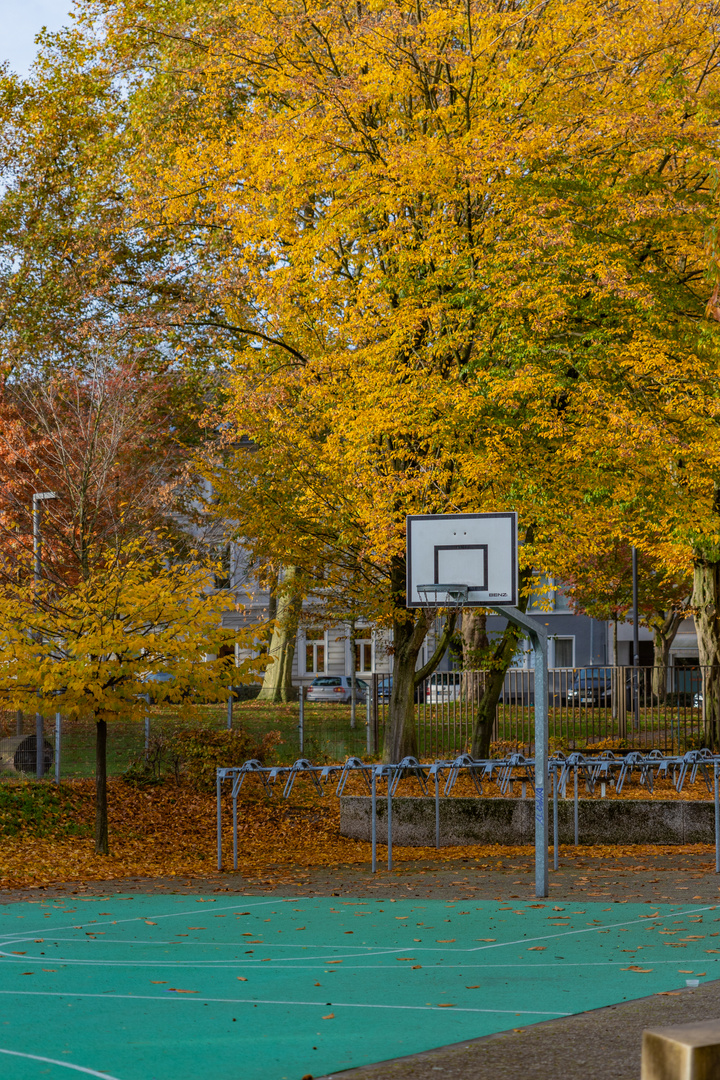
371, 767, 377, 873
366, 689, 371, 755
36, 710, 44, 779
372, 673, 379, 754
55, 712, 61, 784
387, 766, 393, 871
144, 713, 150, 754
16, 709, 23, 736
227, 692, 233, 731
715, 761, 719, 876
298, 685, 304, 755
617, 667, 628, 741
216, 770, 223, 871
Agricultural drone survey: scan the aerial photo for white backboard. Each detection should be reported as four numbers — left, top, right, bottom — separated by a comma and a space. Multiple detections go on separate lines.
406, 512, 517, 608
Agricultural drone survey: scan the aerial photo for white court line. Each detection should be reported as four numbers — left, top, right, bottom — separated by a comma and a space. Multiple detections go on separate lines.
0, 1047, 122, 1078
0, 989, 569, 1016
2, 904, 714, 967
3, 954, 718, 972
0, 896, 306, 946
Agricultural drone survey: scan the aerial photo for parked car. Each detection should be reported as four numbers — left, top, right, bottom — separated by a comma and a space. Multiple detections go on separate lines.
566, 669, 614, 707
377, 676, 425, 704
426, 671, 462, 704
305, 676, 368, 704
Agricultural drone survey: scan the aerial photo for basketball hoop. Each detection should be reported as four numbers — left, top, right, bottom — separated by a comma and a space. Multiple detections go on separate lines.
416, 583, 468, 611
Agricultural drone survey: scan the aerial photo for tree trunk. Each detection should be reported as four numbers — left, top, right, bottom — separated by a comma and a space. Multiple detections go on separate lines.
692, 557, 720, 749
384, 608, 458, 763
95, 717, 109, 855
460, 609, 489, 705
650, 609, 685, 704
257, 566, 302, 703
384, 609, 429, 761
470, 553, 534, 758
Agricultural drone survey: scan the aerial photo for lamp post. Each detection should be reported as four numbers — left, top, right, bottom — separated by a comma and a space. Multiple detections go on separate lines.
32, 491, 57, 778
632, 545, 640, 732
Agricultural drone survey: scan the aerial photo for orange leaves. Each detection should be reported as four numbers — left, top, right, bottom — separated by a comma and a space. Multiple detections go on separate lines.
2, 775, 720, 893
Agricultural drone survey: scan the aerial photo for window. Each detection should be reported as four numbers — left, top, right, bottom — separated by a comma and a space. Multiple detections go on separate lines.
553, 637, 574, 667
529, 574, 572, 613
214, 544, 232, 590
354, 627, 373, 673
305, 628, 325, 674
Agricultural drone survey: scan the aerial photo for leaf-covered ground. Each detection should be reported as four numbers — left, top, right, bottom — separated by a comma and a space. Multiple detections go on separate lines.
1, 775, 719, 892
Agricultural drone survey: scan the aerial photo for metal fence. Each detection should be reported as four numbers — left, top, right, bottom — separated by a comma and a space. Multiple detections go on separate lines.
0, 665, 710, 781
371, 665, 708, 758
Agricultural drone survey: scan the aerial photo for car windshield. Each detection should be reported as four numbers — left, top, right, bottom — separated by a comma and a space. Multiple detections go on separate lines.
313, 677, 341, 686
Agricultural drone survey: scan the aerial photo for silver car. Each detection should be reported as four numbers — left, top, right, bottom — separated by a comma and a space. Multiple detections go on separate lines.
305, 676, 368, 704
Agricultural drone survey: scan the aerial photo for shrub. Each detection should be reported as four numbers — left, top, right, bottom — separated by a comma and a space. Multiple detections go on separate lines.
124, 724, 282, 789
169, 727, 282, 790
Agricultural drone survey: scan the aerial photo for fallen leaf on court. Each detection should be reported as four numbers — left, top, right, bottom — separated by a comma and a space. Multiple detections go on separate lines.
436, 939, 456, 943
144, 921, 157, 925
466, 985, 480, 989
151, 981, 167, 984
622, 967, 653, 973
656, 991, 681, 996
704, 950, 720, 953
187, 927, 206, 930
679, 970, 694, 973
237, 977, 248, 981
11, 952, 25, 955
322, 1013, 334, 1020
411, 965, 422, 969
396, 958, 415, 961
696, 972, 707, 976
437, 1003, 455, 1007
42, 969, 56, 972
167, 988, 198, 993
33, 939, 43, 943
21, 972, 33, 975
528, 947, 546, 951
326, 960, 342, 965
477, 938, 496, 942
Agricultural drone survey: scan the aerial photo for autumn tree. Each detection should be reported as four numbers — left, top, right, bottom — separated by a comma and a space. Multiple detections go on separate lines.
0, 360, 195, 585
0, 538, 263, 853
8, 0, 720, 750
547, 529, 691, 701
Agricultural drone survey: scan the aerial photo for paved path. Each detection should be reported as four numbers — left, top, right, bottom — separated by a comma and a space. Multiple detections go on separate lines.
316, 981, 720, 1080
4, 851, 718, 905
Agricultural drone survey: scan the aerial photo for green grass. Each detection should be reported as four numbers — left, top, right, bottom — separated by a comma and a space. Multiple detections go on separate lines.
0, 781, 90, 838
0, 700, 708, 783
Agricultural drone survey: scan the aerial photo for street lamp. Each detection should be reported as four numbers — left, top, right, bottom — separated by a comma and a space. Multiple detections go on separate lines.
632, 546, 640, 732
31, 491, 57, 779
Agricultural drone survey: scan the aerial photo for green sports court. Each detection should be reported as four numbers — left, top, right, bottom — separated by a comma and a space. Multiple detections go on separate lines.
0, 893, 718, 1079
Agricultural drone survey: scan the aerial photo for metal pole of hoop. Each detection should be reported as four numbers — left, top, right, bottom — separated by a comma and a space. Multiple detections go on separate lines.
417, 583, 549, 899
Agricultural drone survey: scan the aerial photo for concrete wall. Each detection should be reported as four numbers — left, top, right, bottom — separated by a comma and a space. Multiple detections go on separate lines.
340, 796, 718, 847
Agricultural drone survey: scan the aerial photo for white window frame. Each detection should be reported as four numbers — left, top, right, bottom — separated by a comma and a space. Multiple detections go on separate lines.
346, 624, 374, 675
298, 627, 328, 676
552, 636, 575, 668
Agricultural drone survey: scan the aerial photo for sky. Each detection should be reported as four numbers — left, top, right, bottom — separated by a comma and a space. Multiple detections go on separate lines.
1, 0, 74, 76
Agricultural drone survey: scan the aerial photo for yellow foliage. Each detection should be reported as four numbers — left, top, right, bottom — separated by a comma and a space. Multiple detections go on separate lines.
0, 539, 265, 721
